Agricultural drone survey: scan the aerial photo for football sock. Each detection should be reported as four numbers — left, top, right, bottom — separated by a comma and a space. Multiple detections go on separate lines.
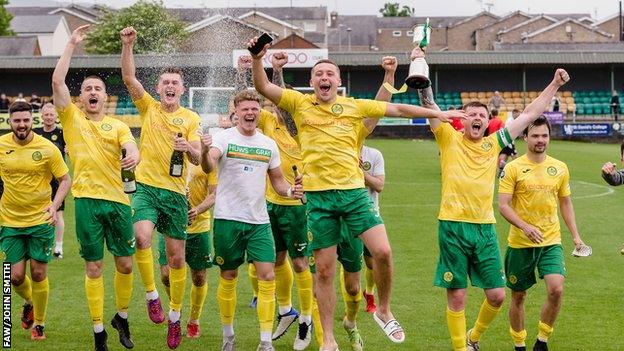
446, 307, 466, 351
364, 265, 375, 295
32, 278, 49, 325
13, 275, 32, 302
470, 299, 502, 342
85, 275, 104, 326
135, 248, 156, 293
258, 279, 276, 337
510, 326, 527, 347
190, 281, 208, 322
217, 276, 238, 327
168, 266, 187, 313
248, 263, 259, 297
114, 270, 133, 315
275, 260, 293, 314
537, 320, 553, 342
294, 268, 313, 322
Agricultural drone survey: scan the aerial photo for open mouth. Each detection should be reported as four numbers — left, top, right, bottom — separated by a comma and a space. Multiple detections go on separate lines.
88, 97, 98, 109
165, 91, 176, 99
471, 121, 482, 131
319, 83, 331, 94
243, 115, 255, 122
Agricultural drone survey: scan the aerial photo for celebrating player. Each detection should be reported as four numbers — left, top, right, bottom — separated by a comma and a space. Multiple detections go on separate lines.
121, 26, 202, 349
499, 116, 588, 351
202, 90, 303, 351
34, 102, 67, 259
0, 101, 70, 342
415, 43, 570, 351
249, 35, 465, 350
53, 24, 140, 351
158, 163, 217, 339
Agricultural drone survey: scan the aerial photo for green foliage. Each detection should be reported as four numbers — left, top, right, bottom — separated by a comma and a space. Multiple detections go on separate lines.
85, 0, 187, 54
0, 0, 15, 36
379, 2, 414, 17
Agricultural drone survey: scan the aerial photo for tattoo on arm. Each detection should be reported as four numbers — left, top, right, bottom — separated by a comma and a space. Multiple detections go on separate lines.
418, 86, 435, 106
272, 69, 285, 88
235, 69, 251, 92
272, 68, 298, 136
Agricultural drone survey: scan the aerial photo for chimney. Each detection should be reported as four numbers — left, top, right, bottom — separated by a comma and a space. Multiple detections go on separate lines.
330, 11, 338, 28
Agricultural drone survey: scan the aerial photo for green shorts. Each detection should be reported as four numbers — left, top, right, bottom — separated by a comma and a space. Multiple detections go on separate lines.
75, 198, 136, 261
213, 219, 275, 271
306, 221, 363, 274
158, 232, 213, 271
307, 189, 383, 251
0, 224, 55, 264
267, 202, 308, 258
434, 220, 506, 289
505, 244, 566, 291
132, 182, 188, 240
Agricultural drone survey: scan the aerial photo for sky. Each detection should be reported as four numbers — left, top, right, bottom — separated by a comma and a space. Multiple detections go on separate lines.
7, 0, 623, 20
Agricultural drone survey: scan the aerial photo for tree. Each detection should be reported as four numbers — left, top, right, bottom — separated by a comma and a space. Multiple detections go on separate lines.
85, 0, 187, 54
379, 2, 414, 17
0, 0, 15, 36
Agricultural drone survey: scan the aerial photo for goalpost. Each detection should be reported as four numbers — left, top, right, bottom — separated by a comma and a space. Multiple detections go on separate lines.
189, 86, 347, 128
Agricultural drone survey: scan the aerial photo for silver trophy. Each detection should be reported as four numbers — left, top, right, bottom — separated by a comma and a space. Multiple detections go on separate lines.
405, 19, 431, 89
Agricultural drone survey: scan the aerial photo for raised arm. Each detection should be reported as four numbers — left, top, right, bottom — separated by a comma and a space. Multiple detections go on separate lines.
385, 102, 464, 122
120, 27, 146, 101
248, 36, 283, 104
507, 69, 570, 139
364, 56, 397, 132
235, 55, 252, 92
200, 133, 221, 174
52, 25, 91, 110
270, 52, 298, 137
559, 196, 584, 250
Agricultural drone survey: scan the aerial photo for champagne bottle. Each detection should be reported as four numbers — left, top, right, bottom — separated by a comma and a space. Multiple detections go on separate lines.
170, 132, 184, 177
121, 148, 136, 194
291, 165, 307, 204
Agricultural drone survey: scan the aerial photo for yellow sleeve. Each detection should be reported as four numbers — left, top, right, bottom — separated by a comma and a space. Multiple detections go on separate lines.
257, 110, 274, 134
207, 168, 218, 186
277, 89, 304, 119
117, 121, 135, 146
558, 164, 571, 197
432, 122, 453, 150
498, 163, 517, 194
49, 144, 69, 178
355, 99, 387, 119
187, 114, 201, 142
132, 92, 157, 117
56, 102, 78, 129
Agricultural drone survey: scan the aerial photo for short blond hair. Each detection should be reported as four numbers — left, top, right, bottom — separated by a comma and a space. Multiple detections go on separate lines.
233, 90, 261, 107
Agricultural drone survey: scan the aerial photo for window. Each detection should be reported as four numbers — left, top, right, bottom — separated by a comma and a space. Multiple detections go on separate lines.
304, 22, 317, 32
392, 30, 402, 37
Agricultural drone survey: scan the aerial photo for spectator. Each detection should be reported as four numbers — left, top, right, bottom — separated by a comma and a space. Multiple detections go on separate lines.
14, 93, 26, 102
30, 93, 42, 111
489, 91, 505, 110
486, 109, 504, 135
0, 93, 10, 112
611, 90, 620, 121
551, 96, 560, 112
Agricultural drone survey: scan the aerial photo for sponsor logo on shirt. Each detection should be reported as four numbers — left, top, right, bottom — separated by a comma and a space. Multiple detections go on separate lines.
481, 141, 493, 151
31, 151, 42, 161
547, 166, 557, 176
226, 144, 271, 163
331, 103, 344, 115
101, 123, 112, 131
173, 117, 184, 126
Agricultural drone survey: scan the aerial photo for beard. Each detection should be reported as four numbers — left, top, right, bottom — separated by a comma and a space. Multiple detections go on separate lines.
13, 126, 31, 140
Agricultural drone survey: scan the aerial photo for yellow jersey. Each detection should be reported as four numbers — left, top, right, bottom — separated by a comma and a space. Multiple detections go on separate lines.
277, 89, 386, 191
498, 154, 571, 248
0, 133, 68, 227
257, 109, 302, 206
187, 164, 217, 234
433, 123, 512, 223
133, 93, 201, 195
57, 103, 135, 205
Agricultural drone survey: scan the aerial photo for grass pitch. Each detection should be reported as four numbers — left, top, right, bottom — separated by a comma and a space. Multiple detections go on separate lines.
7, 139, 624, 350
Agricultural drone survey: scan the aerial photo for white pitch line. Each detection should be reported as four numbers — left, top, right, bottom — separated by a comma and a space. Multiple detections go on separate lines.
572, 180, 615, 199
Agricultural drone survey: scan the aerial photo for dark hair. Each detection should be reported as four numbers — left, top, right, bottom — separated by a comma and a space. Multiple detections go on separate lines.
233, 90, 261, 107
523, 116, 551, 136
312, 59, 340, 75
81, 75, 106, 91
9, 101, 32, 115
160, 67, 184, 81
462, 101, 490, 115
490, 109, 499, 117
512, 109, 520, 113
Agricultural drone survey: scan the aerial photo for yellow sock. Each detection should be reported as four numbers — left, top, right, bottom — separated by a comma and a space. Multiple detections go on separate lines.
257, 279, 276, 333
510, 326, 527, 347
275, 260, 293, 311
217, 277, 238, 326
135, 248, 156, 292
364, 265, 375, 295
446, 307, 467, 351
85, 276, 104, 325
340, 267, 361, 323
169, 266, 187, 311
294, 269, 313, 317
31, 278, 49, 325
312, 298, 324, 347
13, 275, 32, 302
114, 270, 133, 313
248, 263, 258, 297
470, 299, 502, 342
190, 282, 208, 322
537, 320, 553, 342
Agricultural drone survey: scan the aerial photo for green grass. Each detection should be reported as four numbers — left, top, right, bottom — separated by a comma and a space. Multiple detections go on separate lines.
8, 139, 624, 350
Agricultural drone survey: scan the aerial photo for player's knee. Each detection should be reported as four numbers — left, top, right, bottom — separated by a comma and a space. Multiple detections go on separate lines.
315, 264, 334, 283
511, 291, 527, 305
30, 268, 46, 282
547, 285, 563, 301
487, 290, 506, 307
160, 275, 170, 287
167, 254, 185, 269
11, 275, 25, 286
115, 260, 132, 274
371, 245, 392, 263
85, 262, 103, 278
292, 257, 308, 272
191, 271, 206, 286
257, 270, 275, 281
345, 280, 360, 296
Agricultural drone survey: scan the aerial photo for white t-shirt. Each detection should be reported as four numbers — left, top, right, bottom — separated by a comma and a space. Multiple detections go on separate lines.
211, 127, 281, 224
360, 145, 385, 210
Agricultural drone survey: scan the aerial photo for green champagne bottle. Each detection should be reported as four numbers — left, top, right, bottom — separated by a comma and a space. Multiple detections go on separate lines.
121, 148, 136, 194
170, 132, 184, 177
